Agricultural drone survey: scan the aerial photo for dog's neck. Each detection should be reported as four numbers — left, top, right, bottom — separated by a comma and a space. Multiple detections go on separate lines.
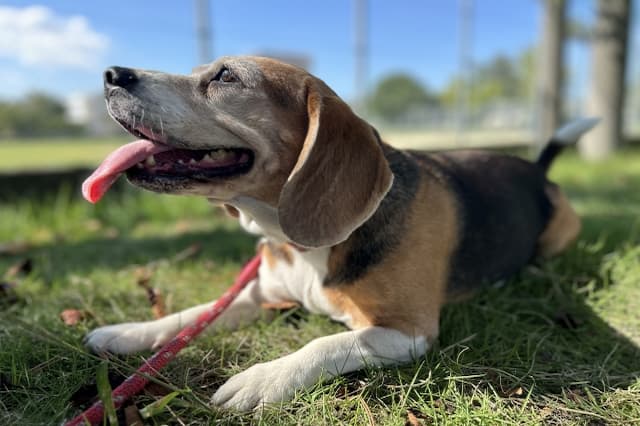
223, 196, 331, 275
228, 196, 289, 243
324, 145, 421, 285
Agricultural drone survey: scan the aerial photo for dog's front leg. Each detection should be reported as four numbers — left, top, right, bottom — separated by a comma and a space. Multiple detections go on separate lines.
211, 326, 427, 411
85, 278, 267, 354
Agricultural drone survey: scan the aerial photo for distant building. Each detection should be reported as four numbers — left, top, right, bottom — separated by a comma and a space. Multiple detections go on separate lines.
66, 93, 124, 137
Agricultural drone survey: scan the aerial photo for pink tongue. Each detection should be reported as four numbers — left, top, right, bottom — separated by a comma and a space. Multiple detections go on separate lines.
82, 139, 172, 203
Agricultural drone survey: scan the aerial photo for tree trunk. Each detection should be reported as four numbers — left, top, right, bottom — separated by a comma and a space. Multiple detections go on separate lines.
579, 0, 631, 160
537, 0, 566, 143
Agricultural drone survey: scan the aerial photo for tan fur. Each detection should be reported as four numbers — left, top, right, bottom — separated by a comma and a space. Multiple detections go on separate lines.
323, 170, 458, 339
537, 185, 582, 257
261, 241, 294, 269
277, 82, 393, 248
211, 59, 394, 237
236, 58, 315, 207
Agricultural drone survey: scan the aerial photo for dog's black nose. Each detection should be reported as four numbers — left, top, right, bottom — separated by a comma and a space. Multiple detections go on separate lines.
104, 66, 138, 89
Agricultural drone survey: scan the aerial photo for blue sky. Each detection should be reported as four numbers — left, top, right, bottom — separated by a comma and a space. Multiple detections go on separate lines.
0, 1, 635, 102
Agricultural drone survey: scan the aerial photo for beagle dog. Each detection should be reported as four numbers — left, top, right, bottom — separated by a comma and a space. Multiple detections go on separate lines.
82, 56, 598, 411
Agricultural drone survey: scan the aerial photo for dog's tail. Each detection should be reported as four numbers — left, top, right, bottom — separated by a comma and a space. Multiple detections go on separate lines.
536, 117, 600, 173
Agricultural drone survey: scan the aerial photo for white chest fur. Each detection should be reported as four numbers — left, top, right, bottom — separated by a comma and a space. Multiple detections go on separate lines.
227, 198, 356, 327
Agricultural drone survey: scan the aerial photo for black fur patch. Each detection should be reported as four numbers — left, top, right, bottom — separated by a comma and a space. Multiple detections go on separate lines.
415, 150, 554, 297
535, 139, 564, 172
324, 145, 420, 285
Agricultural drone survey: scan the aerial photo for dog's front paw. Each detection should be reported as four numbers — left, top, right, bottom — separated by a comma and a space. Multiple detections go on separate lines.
84, 322, 172, 354
211, 356, 309, 411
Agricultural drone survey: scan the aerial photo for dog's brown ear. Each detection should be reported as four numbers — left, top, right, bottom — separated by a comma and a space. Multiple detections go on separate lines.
278, 80, 393, 248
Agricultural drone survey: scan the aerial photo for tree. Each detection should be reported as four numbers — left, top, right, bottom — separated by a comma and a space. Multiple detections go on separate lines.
580, 0, 631, 160
440, 50, 535, 109
366, 74, 439, 123
0, 93, 84, 138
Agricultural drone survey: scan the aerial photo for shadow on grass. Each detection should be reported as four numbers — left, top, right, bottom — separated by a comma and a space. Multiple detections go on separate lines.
25, 228, 257, 282
144, 222, 640, 424
49, 214, 640, 419
374, 210, 640, 417
580, 213, 640, 252
3, 157, 639, 423
109, 212, 640, 424
0, 168, 92, 203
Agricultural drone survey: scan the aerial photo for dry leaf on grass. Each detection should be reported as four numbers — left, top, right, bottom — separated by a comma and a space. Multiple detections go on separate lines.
432, 398, 454, 414
5, 258, 33, 278
502, 386, 525, 398
60, 309, 86, 326
406, 409, 426, 426
539, 405, 554, 419
144, 382, 173, 397
149, 291, 166, 319
565, 388, 585, 403
135, 268, 167, 319
134, 267, 153, 286
173, 243, 202, 263
124, 403, 144, 426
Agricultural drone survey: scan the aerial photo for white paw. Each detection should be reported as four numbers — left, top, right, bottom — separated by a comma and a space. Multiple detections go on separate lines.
211, 356, 311, 411
84, 322, 173, 354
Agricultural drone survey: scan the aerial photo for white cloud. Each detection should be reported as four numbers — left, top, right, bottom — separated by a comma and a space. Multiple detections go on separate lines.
0, 5, 109, 70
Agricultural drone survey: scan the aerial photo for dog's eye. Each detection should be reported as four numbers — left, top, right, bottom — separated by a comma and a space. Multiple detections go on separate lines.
211, 67, 236, 84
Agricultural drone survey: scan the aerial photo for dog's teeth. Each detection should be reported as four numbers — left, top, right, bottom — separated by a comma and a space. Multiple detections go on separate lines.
203, 154, 214, 162
178, 159, 185, 164
189, 158, 197, 164
145, 156, 156, 167
209, 150, 227, 160
137, 163, 144, 168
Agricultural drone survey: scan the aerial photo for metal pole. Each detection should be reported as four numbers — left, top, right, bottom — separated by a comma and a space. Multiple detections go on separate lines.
353, 0, 369, 107
195, 0, 212, 64
456, 0, 474, 145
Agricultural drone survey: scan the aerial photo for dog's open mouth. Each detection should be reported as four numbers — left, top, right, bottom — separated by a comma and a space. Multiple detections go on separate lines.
82, 138, 254, 203
131, 147, 252, 175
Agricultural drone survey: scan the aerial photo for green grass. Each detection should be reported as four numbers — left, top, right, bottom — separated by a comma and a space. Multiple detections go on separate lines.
1, 149, 640, 425
0, 139, 126, 172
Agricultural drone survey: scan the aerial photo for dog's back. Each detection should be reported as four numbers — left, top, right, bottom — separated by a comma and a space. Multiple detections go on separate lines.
408, 117, 599, 299
411, 150, 553, 298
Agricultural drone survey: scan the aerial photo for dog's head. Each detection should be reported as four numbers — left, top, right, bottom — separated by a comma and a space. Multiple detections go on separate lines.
84, 56, 393, 247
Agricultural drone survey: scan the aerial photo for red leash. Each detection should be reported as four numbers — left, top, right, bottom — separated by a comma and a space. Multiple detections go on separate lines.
66, 254, 262, 426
